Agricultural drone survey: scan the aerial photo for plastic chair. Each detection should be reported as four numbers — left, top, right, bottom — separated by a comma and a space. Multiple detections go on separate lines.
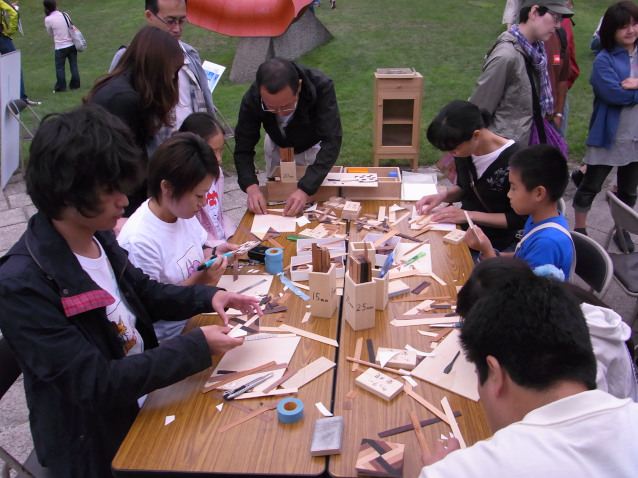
570, 231, 613, 298
558, 197, 566, 215
604, 191, 638, 328
0, 339, 52, 478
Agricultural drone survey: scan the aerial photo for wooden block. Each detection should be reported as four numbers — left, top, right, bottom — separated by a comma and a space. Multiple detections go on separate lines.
355, 439, 405, 478
375, 348, 418, 370
343, 274, 376, 331
342, 201, 362, 220
310, 416, 344, 456
355, 368, 403, 402
352, 337, 364, 372
280, 159, 297, 183
442, 229, 466, 245
281, 356, 336, 389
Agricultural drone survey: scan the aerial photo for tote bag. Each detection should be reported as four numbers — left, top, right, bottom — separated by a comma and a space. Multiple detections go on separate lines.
62, 12, 87, 52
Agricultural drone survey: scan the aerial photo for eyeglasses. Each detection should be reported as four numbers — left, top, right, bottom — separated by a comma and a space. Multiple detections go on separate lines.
152, 12, 189, 27
547, 10, 563, 24
261, 97, 298, 114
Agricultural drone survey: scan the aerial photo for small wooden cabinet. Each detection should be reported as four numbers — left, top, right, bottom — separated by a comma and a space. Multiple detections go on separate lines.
372, 69, 423, 171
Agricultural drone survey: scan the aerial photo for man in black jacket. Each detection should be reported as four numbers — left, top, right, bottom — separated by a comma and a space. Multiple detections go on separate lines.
234, 58, 342, 216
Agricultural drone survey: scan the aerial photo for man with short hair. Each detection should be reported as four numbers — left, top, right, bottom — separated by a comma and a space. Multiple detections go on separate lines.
110, 0, 214, 131
419, 274, 638, 477
469, 0, 573, 144
234, 57, 342, 216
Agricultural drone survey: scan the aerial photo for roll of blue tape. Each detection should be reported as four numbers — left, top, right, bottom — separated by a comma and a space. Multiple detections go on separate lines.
389, 171, 398, 178
265, 247, 284, 274
277, 397, 304, 423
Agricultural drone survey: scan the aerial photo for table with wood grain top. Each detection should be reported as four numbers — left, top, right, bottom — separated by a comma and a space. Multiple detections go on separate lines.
112, 200, 491, 477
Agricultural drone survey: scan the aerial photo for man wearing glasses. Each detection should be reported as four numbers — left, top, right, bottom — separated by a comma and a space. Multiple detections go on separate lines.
110, 0, 215, 129
469, 0, 573, 145
234, 58, 342, 216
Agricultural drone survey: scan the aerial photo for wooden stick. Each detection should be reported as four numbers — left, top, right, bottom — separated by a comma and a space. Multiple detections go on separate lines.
391, 296, 452, 303
409, 411, 431, 455
441, 396, 467, 448
352, 337, 364, 372
261, 369, 297, 394
279, 324, 339, 347
218, 403, 278, 433
345, 357, 410, 376
391, 210, 411, 226
403, 383, 449, 424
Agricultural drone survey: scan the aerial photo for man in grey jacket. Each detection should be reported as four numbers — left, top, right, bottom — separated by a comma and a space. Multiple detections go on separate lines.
469, 0, 572, 145
110, 0, 215, 131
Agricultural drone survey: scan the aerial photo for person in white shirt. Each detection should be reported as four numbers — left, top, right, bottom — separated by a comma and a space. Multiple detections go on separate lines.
43, 0, 80, 92
118, 133, 237, 341
179, 112, 237, 248
420, 259, 638, 477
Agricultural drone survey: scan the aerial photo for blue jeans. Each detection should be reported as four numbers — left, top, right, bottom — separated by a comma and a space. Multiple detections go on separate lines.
54, 45, 80, 91
0, 34, 27, 100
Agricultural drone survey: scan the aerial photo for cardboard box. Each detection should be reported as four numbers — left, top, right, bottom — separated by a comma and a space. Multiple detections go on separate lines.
341, 167, 401, 200
266, 166, 342, 202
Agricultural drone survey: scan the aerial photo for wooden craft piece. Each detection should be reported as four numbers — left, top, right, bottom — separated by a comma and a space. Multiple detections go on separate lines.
281, 356, 336, 389
251, 213, 298, 234
343, 274, 376, 331
377, 412, 462, 438
346, 389, 359, 399
343, 401, 352, 411
310, 416, 344, 456
409, 411, 431, 455
234, 387, 298, 400
410, 330, 479, 401
411, 280, 431, 295
352, 337, 364, 372
355, 439, 405, 478
388, 280, 411, 298
390, 211, 411, 226
403, 383, 449, 424
355, 368, 403, 402
218, 403, 278, 433
341, 201, 362, 220
441, 396, 467, 448
309, 264, 338, 318
427, 272, 446, 286
278, 324, 339, 347
375, 348, 418, 370
366, 339, 375, 363
390, 316, 460, 327
442, 229, 466, 245
346, 358, 410, 376
378, 206, 386, 222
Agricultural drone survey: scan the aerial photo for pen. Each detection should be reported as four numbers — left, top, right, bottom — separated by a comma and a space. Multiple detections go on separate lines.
197, 251, 233, 271
430, 322, 461, 328
405, 251, 426, 265
223, 372, 274, 400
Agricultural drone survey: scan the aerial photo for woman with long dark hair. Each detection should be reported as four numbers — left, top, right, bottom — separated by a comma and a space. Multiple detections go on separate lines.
86, 25, 183, 217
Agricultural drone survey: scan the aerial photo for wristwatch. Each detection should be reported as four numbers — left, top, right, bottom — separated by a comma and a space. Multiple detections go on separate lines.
554, 113, 563, 118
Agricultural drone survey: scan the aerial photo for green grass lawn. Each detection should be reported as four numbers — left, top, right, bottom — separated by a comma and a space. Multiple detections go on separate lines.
10, 0, 606, 171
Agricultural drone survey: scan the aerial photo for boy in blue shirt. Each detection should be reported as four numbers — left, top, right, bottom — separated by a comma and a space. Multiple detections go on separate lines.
465, 144, 573, 279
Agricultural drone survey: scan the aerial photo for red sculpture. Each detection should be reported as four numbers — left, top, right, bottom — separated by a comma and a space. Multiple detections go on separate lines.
187, 0, 313, 37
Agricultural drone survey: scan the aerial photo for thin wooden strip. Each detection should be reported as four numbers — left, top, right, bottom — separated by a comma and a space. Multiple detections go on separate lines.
427, 272, 446, 286
202, 361, 276, 393
290, 281, 310, 291
261, 369, 298, 393
210, 391, 272, 422
345, 357, 410, 376
262, 306, 288, 315
268, 238, 284, 249
411, 281, 431, 295
403, 383, 449, 424
391, 210, 411, 226
390, 316, 460, 327
218, 403, 278, 433
373, 230, 398, 248
238, 224, 262, 243
391, 296, 452, 303
278, 291, 292, 305
279, 324, 339, 347
378, 412, 462, 438
352, 337, 364, 372
409, 411, 431, 455
441, 396, 467, 448
204, 362, 288, 389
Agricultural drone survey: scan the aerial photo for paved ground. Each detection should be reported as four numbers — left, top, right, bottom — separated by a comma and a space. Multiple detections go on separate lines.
1, 165, 635, 471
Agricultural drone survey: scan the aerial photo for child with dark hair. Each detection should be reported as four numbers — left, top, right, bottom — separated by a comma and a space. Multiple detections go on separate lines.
418, 100, 527, 256
0, 104, 260, 477
419, 269, 638, 476
465, 144, 573, 278
118, 132, 238, 341
179, 112, 237, 247
457, 257, 638, 401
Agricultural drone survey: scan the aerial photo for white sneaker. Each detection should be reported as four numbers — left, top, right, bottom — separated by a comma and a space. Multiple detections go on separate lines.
24, 99, 41, 106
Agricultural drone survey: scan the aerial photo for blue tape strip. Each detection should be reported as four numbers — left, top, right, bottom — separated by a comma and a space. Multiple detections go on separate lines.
279, 272, 310, 301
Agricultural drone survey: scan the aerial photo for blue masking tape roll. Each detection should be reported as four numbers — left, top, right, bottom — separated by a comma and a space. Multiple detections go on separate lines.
265, 247, 284, 274
277, 397, 304, 423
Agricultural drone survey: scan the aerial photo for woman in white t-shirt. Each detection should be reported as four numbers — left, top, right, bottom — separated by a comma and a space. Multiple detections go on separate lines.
118, 133, 237, 340
179, 112, 237, 247
43, 0, 80, 92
